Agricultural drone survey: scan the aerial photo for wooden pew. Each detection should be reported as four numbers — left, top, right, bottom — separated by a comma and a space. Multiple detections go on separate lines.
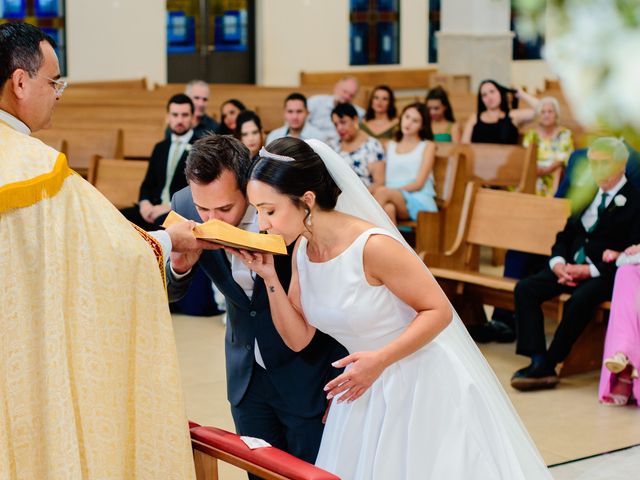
122, 125, 165, 159
189, 422, 340, 480
33, 128, 124, 177
299, 67, 438, 91
458, 142, 538, 194
429, 183, 609, 375
427, 73, 472, 93
414, 149, 468, 267
71, 78, 151, 90
88, 157, 147, 209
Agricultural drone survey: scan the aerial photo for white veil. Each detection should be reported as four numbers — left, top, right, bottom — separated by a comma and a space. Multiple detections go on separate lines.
305, 138, 551, 477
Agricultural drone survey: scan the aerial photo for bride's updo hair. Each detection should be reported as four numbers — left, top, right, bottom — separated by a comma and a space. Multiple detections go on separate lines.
249, 137, 341, 210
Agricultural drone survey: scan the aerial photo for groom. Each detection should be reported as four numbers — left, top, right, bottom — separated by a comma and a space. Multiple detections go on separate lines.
166, 135, 346, 469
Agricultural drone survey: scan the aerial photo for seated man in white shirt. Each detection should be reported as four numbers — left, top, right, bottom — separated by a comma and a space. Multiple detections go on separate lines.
122, 93, 197, 230
511, 137, 640, 391
265, 92, 327, 145
306, 76, 365, 142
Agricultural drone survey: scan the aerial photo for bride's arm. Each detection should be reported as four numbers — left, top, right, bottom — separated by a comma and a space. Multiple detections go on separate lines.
229, 240, 317, 352
325, 234, 452, 402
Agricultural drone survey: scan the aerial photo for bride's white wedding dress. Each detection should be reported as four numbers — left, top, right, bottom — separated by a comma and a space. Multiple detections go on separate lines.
297, 228, 551, 479
255, 139, 551, 478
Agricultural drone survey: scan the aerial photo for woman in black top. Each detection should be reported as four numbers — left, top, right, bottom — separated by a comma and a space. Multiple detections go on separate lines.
462, 80, 538, 144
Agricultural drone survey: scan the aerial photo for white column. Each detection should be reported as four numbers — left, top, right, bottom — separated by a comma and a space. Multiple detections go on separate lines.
436, 0, 513, 90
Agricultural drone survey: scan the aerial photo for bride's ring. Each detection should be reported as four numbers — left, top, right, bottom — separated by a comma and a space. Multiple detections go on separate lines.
248, 260, 253, 264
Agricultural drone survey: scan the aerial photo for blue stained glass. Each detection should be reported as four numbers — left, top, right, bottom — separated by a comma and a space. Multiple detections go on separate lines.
349, 22, 368, 65
2, 0, 26, 18
35, 0, 61, 17
376, 22, 398, 64
377, 0, 399, 13
214, 10, 248, 52
349, 0, 399, 66
167, 11, 196, 54
350, 0, 369, 12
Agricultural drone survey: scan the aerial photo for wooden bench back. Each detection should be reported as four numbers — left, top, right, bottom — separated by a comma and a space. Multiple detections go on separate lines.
299, 67, 438, 91
428, 73, 472, 93
33, 128, 124, 176
415, 150, 467, 261
460, 142, 538, 193
89, 158, 147, 208
432, 150, 461, 207
71, 78, 150, 90
455, 183, 570, 258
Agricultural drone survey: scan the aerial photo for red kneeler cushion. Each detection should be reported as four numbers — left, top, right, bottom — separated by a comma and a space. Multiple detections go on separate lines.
189, 422, 340, 480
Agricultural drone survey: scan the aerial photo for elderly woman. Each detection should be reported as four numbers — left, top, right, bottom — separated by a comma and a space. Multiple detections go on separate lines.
599, 245, 640, 406
523, 96, 574, 196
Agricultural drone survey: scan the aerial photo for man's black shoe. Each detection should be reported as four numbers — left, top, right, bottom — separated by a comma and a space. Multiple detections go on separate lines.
511, 362, 559, 391
487, 320, 516, 343
468, 320, 516, 343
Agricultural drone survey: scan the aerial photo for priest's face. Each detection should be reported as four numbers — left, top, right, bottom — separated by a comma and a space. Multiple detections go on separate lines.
20, 41, 61, 132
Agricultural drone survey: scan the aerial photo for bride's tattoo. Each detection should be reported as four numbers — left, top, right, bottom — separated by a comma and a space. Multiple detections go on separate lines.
268, 285, 276, 293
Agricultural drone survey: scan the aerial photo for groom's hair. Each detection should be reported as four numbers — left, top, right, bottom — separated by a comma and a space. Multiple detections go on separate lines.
252, 137, 341, 211
185, 134, 251, 192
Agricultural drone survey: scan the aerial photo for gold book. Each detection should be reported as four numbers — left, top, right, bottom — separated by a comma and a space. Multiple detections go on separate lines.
162, 211, 287, 255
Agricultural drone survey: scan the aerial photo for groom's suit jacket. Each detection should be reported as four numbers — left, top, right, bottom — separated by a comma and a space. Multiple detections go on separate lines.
167, 186, 347, 418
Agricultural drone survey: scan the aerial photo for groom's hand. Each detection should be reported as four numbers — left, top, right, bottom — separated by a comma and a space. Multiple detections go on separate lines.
324, 351, 386, 403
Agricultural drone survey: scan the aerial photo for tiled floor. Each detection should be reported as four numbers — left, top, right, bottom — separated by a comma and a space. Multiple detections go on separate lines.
173, 313, 640, 479
550, 445, 640, 479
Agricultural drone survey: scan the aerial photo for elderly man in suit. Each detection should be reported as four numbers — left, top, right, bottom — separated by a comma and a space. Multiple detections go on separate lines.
511, 137, 640, 391
166, 135, 346, 475
122, 93, 198, 230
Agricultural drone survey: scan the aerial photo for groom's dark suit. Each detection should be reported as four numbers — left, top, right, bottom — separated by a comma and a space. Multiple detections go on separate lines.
167, 186, 347, 465
515, 181, 640, 365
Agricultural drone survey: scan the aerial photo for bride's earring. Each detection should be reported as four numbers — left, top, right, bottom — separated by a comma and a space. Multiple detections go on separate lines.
306, 209, 312, 227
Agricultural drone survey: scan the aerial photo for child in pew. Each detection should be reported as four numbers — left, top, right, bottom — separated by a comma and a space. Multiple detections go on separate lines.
374, 102, 437, 224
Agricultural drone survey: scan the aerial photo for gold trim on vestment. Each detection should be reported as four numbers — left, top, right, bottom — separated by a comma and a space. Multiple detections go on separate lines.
0, 153, 74, 213
131, 223, 168, 293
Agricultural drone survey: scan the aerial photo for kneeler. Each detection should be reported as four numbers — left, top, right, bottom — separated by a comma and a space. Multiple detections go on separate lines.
189, 421, 341, 480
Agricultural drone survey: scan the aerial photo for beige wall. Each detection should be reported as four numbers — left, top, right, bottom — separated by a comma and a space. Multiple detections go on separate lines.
59, 0, 554, 90
65, 0, 165, 84
256, 0, 428, 86
511, 60, 556, 93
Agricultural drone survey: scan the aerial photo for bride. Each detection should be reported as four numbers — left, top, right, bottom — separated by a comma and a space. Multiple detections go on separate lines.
228, 137, 551, 479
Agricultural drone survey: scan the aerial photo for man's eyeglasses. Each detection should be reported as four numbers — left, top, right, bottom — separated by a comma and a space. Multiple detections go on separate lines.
40, 75, 68, 96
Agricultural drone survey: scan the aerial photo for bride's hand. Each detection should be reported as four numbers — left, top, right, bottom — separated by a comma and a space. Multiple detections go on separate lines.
324, 351, 387, 403
225, 247, 276, 280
